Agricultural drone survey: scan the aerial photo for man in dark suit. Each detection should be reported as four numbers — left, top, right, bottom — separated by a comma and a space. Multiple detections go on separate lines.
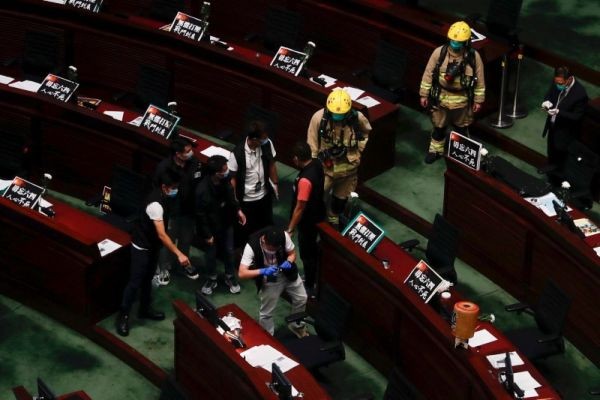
542, 66, 589, 167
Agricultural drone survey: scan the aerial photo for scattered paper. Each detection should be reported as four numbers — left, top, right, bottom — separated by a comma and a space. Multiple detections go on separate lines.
201, 145, 231, 159
97, 238, 122, 257
573, 218, 600, 237
0, 75, 14, 85
512, 371, 541, 391
221, 315, 241, 331
356, 95, 381, 108
39, 198, 53, 209
103, 111, 124, 121
9, 80, 41, 92
240, 344, 298, 373
523, 389, 539, 399
594, 247, 600, 257
341, 86, 365, 101
317, 74, 337, 88
128, 116, 143, 126
524, 192, 571, 217
470, 28, 486, 43
468, 329, 497, 347
486, 352, 524, 369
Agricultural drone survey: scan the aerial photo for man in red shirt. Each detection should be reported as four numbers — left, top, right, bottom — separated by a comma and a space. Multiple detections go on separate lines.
287, 142, 326, 297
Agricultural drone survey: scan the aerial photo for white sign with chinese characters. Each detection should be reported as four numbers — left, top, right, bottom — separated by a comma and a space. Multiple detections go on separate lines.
447, 131, 482, 171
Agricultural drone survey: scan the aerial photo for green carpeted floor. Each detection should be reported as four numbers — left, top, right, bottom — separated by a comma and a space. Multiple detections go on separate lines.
1, 0, 599, 398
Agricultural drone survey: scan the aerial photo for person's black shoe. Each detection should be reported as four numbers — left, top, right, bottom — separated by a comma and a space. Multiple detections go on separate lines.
138, 309, 165, 321
116, 312, 129, 337
424, 152, 440, 164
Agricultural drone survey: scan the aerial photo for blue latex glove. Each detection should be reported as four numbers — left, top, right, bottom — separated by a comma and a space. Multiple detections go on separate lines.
259, 266, 278, 276
279, 260, 292, 270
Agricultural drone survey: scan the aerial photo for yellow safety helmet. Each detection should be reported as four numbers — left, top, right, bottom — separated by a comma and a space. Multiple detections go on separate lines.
447, 21, 471, 42
326, 88, 352, 115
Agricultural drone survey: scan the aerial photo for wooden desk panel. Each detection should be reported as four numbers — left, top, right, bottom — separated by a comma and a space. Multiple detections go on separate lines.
317, 222, 560, 399
173, 301, 330, 400
0, 195, 130, 324
444, 159, 600, 366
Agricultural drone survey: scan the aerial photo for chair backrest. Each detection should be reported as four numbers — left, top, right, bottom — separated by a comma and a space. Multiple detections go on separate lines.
23, 30, 64, 81
486, 0, 523, 36
149, 0, 185, 22
314, 285, 351, 342
372, 41, 408, 89
264, 7, 302, 51
426, 214, 459, 282
0, 128, 28, 179
534, 280, 571, 335
561, 140, 600, 195
135, 64, 172, 109
110, 165, 150, 217
383, 367, 424, 400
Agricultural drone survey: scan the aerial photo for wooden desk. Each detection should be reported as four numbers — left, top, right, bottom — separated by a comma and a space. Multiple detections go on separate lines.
173, 301, 331, 400
444, 159, 600, 367
0, 0, 399, 181
317, 222, 560, 399
0, 194, 130, 326
13, 386, 92, 400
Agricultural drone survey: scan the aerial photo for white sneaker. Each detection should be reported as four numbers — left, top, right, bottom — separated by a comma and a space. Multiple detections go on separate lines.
201, 278, 218, 295
157, 270, 170, 286
224, 275, 241, 294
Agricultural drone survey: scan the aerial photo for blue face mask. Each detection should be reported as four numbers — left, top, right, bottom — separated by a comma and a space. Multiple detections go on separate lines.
449, 40, 464, 51
331, 113, 345, 122
166, 188, 178, 198
217, 170, 229, 180
556, 83, 567, 91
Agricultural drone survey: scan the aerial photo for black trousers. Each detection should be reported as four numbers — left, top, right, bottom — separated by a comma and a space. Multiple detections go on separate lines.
298, 223, 319, 289
237, 194, 273, 245
121, 246, 159, 314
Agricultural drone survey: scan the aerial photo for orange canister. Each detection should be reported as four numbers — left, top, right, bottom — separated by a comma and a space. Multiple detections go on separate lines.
453, 301, 480, 340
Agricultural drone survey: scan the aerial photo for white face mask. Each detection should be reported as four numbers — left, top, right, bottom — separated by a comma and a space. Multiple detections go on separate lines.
181, 150, 194, 160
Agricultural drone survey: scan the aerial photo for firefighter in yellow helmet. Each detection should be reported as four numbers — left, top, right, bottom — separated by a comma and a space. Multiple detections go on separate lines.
420, 21, 486, 164
307, 88, 371, 227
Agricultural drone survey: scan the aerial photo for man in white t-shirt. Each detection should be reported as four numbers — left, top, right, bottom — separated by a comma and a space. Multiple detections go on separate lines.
228, 121, 279, 245
116, 169, 191, 337
238, 227, 307, 336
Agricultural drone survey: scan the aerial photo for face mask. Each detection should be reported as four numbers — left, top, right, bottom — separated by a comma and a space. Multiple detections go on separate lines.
331, 113, 345, 122
166, 188, 178, 198
216, 170, 229, 180
260, 138, 269, 146
556, 83, 567, 91
449, 40, 464, 51
181, 150, 194, 160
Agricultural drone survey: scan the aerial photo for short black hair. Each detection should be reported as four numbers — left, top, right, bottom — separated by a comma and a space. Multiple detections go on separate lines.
170, 136, 193, 155
554, 66, 572, 79
206, 155, 228, 176
264, 227, 285, 248
158, 167, 182, 187
292, 141, 312, 161
247, 120, 267, 140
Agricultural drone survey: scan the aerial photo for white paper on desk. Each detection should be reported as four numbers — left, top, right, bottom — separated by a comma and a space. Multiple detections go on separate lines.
356, 95, 381, 108
221, 315, 241, 331
240, 344, 298, 373
0, 74, 14, 85
9, 80, 41, 92
0, 179, 12, 194
470, 28, 486, 43
594, 247, 600, 257
342, 86, 365, 101
524, 192, 571, 217
103, 111, 124, 121
201, 145, 231, 159
523, 389, 538, 399
486, 351, 524, 369
318, 74, 337, 88
468, 329, 497, 347
38, 198, 53, 208
512, 371, 541, 391
128, 116, 143, 126
97, 238, 122, 257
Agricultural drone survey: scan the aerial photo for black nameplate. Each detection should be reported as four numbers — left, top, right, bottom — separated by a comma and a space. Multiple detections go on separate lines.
66, 0, 103, 12
447, 131, 482, 170
140, 105, 181, 139
342, 212, 385, 253
403, 260, 444, 304
37, 74, 79, 103
270, 46, 307, 77
169, 11, 208, 42
2, 177, 44, 210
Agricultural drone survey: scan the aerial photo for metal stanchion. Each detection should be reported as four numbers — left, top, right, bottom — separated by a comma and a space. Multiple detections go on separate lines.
489, 54, 514, 128
505, 45, 528, 119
